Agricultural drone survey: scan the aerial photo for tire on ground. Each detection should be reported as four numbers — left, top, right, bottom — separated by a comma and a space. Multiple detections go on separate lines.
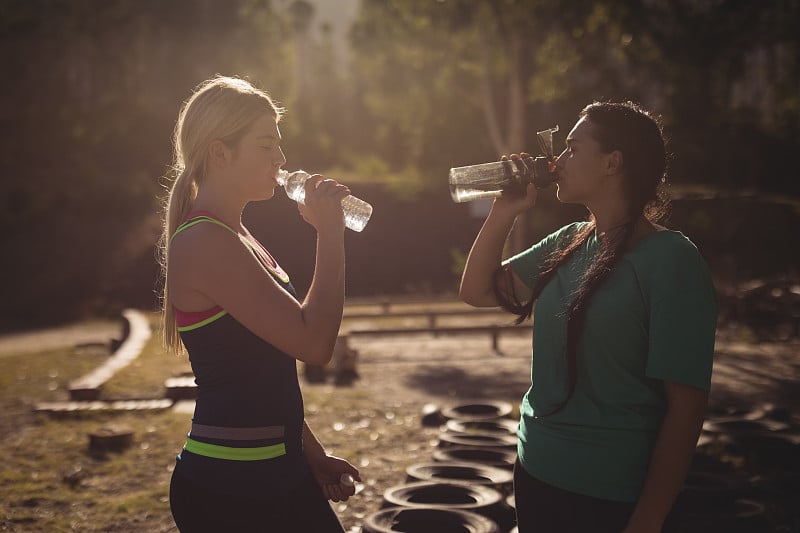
362, 507, 500, 533
441, 400, 513, 422
381, 481, 513, 531
405, 462, 513, 494
432, 446, 517, 470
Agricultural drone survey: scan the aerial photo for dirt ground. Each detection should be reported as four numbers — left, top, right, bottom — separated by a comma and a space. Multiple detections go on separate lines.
1, 319, 798, 532
311, 327, 800, 531
0, 320, 121, 358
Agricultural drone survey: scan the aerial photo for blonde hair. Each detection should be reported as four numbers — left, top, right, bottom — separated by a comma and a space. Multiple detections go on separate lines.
158, 75, 284, 354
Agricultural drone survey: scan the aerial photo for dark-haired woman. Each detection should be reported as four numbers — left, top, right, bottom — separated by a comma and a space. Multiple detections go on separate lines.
459, 101, 717, 533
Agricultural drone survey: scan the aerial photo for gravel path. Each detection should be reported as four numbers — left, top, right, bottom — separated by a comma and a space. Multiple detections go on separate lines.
0, 320, 121, 358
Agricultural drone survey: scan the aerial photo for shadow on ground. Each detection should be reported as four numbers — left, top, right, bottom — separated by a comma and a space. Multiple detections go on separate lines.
402, 365, 530, 403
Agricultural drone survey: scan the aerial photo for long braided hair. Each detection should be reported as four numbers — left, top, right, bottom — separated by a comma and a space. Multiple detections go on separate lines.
493, 101, 670, 415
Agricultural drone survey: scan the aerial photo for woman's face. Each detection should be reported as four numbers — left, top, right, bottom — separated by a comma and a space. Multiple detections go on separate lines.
553, 116, 615, 206
228, 113, 287, 201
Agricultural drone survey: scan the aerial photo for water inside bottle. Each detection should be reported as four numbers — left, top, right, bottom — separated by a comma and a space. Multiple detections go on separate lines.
448, 161, 518, 203
278, 169, 372, 231
449, 185, 504, 203
342, 196, 372, 232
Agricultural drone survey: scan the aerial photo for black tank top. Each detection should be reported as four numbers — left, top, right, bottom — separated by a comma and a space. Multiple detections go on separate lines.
171, 212, 310, 498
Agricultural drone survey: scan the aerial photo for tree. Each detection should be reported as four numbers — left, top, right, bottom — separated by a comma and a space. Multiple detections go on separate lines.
0, 0, 292, 328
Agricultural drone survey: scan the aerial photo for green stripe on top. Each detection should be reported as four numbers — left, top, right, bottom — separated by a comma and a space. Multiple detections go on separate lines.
177, 308, 228, 332
183, 437, 287, 461
171, 216, 237, 241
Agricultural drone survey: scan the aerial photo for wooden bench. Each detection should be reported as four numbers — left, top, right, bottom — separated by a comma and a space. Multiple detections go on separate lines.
346, 323, 528, 353
344, 308, 510, 330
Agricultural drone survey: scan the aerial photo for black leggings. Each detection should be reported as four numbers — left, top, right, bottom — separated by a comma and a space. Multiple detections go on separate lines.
170, 468, 344, 533
513, 459, 637, 533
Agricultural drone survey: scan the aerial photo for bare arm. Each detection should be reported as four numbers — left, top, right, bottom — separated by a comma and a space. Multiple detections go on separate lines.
459, 182, 537, 307
623, 381, 708, 532
168, 176, 348, 365
295, 181, 346, 363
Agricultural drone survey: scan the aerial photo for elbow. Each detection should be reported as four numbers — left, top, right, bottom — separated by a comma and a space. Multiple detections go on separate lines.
300, 338, 336, 366
458, 284, 470, 305
459, 288, 479, 307
458, 280, 479, 306
302, 348, 333, 367
459, 284, 495, 308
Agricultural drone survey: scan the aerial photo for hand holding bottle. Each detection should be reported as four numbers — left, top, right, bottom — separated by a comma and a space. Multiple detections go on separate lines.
278, 169, 373, 232
490, 153, 539, 218
296, 174, 351, 233
448, 125, 559, 203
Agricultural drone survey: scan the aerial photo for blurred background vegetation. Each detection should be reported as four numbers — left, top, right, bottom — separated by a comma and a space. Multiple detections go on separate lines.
1, 0, 798, 331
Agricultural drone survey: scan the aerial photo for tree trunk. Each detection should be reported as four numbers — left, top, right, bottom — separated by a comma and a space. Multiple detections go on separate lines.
476, 22, 531, 255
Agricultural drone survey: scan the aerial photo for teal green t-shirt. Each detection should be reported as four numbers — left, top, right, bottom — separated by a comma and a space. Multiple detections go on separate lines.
505, 222, 718, 502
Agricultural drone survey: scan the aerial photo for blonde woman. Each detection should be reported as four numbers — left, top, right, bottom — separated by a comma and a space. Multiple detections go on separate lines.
159, 75, 359, 532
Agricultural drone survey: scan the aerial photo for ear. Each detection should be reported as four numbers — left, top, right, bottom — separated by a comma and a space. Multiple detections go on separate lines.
208, 140, 230, 169
605, 150, 623, 175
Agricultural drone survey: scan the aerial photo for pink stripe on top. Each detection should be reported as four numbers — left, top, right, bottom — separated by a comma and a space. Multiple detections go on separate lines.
175, 305, 225, 328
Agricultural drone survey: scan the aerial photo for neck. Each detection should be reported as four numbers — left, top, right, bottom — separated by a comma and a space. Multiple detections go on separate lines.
593, 213, 657, 250
193, 185, 246, 233
587, 199, 632, 235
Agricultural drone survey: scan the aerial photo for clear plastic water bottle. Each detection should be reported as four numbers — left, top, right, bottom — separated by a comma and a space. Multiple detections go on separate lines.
277, 170, 373, 232
449, 126, 560, 203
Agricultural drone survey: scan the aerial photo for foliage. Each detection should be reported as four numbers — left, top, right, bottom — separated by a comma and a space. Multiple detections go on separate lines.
0, 0, 798, 326
348, 0, 800, 193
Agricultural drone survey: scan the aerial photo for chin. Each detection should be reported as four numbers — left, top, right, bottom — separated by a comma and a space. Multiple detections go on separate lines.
267, 184, 280, 197
255, 189, 276, 202
555, 184, 568, 203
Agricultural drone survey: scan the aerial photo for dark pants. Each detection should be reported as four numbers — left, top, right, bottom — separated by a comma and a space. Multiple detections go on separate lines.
513, 459, 637, 533
170, 468, 344, 533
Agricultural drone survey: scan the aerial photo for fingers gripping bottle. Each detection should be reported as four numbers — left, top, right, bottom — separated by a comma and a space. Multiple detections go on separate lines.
277, 170, 373, 232
448, 126, 560, 203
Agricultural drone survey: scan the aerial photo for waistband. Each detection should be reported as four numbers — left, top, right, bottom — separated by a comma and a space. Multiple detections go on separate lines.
190, 423, 285, 441
183, 437, 287, 461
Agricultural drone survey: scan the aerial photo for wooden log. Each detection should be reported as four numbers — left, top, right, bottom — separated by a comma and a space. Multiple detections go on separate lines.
88, 425, 134, 453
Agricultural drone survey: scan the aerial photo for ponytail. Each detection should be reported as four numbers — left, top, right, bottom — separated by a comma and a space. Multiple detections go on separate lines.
158, 167, 198, 354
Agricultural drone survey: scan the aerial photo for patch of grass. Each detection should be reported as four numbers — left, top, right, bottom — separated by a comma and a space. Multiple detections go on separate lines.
101, 313, 190, 400
0, 346, 108, 405
0, 322, 191, 532
1, 407, 188, 532
0, 346, 110, 442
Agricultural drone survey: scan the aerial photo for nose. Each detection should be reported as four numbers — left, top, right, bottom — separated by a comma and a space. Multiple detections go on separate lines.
554, 149, 567, 169
277, 147, 287, 167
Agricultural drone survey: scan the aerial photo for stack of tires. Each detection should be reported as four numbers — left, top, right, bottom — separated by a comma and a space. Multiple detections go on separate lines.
362, 400, 519, 533
671, 403, 799, 532
362, 399, 800, 532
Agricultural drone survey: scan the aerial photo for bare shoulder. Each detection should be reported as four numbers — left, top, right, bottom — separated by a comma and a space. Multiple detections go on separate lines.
169, 221, 240, 266
168, 223, 252, 309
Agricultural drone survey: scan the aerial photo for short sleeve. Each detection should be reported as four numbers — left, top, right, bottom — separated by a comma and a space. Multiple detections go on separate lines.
646, 238, 718, 390
504, 222, 587, 289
